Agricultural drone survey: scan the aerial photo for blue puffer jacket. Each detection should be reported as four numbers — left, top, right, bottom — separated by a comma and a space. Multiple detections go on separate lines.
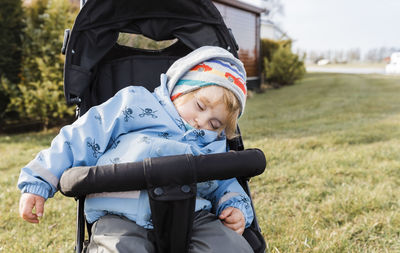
18, 47, 254, 229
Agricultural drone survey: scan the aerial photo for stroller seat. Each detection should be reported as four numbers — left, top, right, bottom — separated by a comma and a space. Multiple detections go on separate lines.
60, 0, 266, 252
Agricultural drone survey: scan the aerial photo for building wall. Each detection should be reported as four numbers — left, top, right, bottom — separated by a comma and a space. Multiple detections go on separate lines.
214, 2, 261, 87
261, 22, 277, 39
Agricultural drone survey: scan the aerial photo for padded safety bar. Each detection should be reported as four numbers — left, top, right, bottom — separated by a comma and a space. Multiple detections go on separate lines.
59, 149, 266, 197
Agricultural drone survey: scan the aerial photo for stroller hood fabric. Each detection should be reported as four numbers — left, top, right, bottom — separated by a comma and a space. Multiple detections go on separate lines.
63, 0, 239, 107
166, 46, 247, 116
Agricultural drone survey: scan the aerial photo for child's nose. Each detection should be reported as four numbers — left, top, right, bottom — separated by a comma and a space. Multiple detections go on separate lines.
194, 117, 201, 129
195, 115, 208, 129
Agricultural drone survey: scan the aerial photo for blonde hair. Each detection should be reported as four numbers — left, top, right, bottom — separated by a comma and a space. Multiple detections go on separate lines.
172, 86, 240, 139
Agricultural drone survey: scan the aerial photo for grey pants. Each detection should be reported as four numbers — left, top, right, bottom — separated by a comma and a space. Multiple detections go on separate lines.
86, 211, 253, 253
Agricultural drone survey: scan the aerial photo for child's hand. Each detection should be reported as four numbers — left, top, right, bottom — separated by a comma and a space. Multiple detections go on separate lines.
19, 193, 45, 223
219, 207, 245, 235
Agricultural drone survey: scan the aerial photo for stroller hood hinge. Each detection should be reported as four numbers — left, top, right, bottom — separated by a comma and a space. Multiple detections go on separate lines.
61, 29, 70, 55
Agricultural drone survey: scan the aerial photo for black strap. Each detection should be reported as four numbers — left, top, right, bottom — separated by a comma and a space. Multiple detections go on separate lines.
144, 155, 197, 253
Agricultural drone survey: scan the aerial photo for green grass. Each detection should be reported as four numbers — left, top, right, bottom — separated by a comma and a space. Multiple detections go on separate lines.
0, 131, 76, 252
1, 73, 400, 252
240, 73, 400, 252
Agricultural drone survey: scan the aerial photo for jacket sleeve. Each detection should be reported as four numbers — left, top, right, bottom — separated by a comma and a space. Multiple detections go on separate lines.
17, 86, 156, 199
208, 178, 254, 228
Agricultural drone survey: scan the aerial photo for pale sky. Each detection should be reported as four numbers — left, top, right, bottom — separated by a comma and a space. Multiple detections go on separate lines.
239, 0, 400, 54
275, 0, 400, 54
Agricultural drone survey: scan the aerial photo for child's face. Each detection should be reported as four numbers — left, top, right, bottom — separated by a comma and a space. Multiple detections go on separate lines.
174, 86, 229, 133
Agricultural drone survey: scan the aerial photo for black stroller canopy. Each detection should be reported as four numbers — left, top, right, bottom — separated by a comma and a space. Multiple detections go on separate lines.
64, 0, 239, 107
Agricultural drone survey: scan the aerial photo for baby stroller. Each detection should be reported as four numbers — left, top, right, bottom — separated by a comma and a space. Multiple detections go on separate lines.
58, 0, 267, 252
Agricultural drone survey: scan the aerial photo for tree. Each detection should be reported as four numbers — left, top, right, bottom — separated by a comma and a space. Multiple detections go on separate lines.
0, 0, 25, 123
0, 0, 24, 83
118, 33, 177, 50
260, 0, 284, 22
346, 48, 360, 62
20, 0, 49, 85
7, 0, 78, 128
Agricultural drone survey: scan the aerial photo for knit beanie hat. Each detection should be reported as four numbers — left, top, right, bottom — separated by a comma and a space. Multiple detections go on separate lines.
170, 59, 247, 116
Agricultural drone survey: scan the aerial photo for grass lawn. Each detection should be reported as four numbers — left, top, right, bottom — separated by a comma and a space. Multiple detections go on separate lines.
1, 73, 399, 252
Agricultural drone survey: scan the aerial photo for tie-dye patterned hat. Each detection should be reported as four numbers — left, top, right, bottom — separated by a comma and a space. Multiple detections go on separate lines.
170, 59, 247, 116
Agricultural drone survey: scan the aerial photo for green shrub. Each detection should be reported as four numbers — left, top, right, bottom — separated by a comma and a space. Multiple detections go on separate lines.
264, 45, 306, 87
261, 39, 292, 58
261, 38, 305, 88
0, 0, 24, 123
4, 0, 78, 129
0, 77, 12, 123
260, 38, 292, 75
0, 0, 24, 83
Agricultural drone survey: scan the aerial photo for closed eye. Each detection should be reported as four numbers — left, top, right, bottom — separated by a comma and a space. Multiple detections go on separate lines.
197, 101, 205, 111
210, 120, 222, 130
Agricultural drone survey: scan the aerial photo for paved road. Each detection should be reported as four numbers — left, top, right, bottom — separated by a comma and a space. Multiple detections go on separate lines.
307, 66, 386, 74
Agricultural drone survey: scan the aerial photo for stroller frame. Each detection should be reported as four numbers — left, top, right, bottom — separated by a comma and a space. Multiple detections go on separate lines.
60, 0, 266, 252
